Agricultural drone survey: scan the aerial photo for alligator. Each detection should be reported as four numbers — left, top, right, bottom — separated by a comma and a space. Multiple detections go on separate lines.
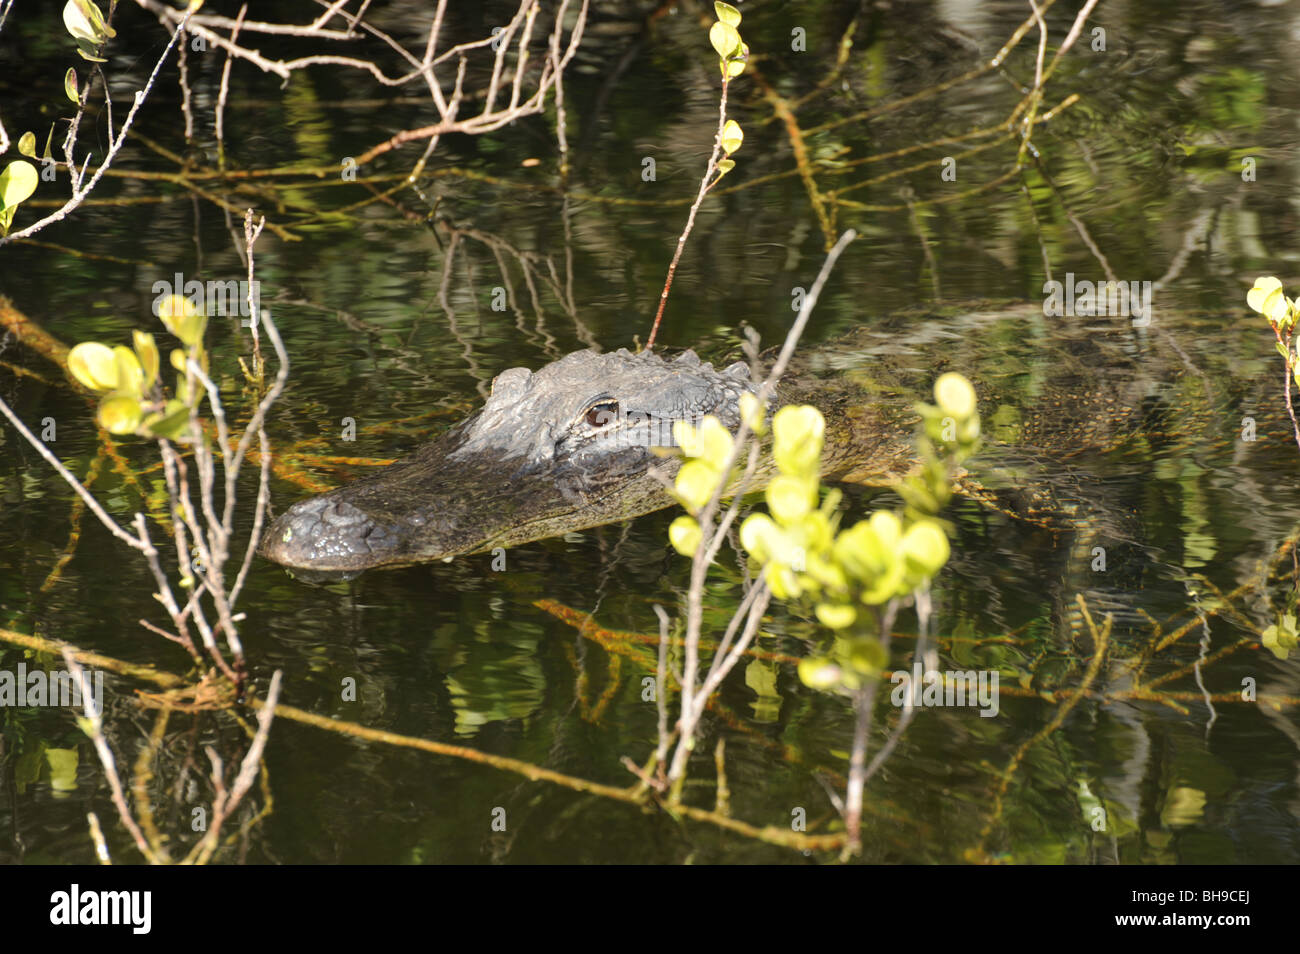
259, 301, 1240, 580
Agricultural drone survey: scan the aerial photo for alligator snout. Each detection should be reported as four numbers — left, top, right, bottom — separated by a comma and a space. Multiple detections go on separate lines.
260, 494, 405, 576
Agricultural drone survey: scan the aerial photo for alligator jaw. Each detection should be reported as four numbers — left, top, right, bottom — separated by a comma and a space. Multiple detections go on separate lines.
260, 347, 754, 577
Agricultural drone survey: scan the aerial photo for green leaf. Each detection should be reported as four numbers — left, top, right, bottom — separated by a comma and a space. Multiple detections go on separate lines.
709, 21, 741, 59
75, 37, 107, 62
112, 345, 144, 396
901, 520, 950, 578
715, 158, 735, 178
674, 459, 721, 513
721, 119, 743, 155
142, 399, 193, 441
45, 747, 80, 794
766, 473, 815, 524
815, 602, 857, 630
740, 513, 779, 563
798, 657, 842, 691
64, 68, 79, 104
158, 293, 207, 346
98, 394, 142, 434
695, 415, 735, 468
17, 132, 36, 158
67, 341, 119, 391
669, 515, 702, 557
772, 405, 825, 476
0, 159, 39, 211
1246, 276, 1283, 313
714, 2, 742, 27
933, 372, 976, 420
133, 331, 160, 388
725, 48, 748, 78
63, 0, 99, 43
76, 0, 115, 39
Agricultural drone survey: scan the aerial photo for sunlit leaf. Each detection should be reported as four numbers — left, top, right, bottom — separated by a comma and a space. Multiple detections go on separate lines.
668, 515, 702, 557
674, 459, 721, 513
157, 293, 207, 346
902, 520, 950, 578
709, 21, 741, 59
97, 394, 142, 434
693, 416, 732, 468
738, 391, 765, 434
67, 341, 119, 391
62, 0, 99, 43
1247, 276, 1283, 313
0, 159, 39, 211
17, 131, 36, 158
815, 602, 857, 630
133, 331, 159, 388
721, 119, 744, 155
714, 2, 741, 27
112, 345, 144, 396
933, 372, 976, 420
64, 68, 79, 104
740, 513, 778, 562
772, 404, 824, 477
766, 473, 815, 524
798, 657, 842, 691
726, 44, 748, 78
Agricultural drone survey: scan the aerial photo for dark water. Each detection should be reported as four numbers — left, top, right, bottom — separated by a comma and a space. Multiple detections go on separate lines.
2, 0, 1300, 863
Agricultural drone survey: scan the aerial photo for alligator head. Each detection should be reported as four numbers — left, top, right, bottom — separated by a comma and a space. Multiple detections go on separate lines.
260, 347, 756, 578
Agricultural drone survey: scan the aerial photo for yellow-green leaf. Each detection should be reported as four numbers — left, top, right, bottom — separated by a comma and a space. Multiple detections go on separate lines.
63, 0, 99, 43
133, 331, 159, 388
709, 20, 741, 59
45, 747, 79, 794
714, 2, 742, 27
67, 341, 119, 391
112, 345, 144, 396
0, 159, 39, 211
669, 515, 702, 557
64, 68, 79, 104
17, 132, 36, 158
675, 459, 721, 513
934, 372, 976, 420
721, 119, 743, 155
1247, 276, 1284, 314
815, 602, 857, 630
766, 473, 815, 524
157, 293, 207, 346
740, 513, 778, 562
98, 394, 142, 434
798, 657, 841, 691
772, 404, 825, 476
902, 520, 950, 578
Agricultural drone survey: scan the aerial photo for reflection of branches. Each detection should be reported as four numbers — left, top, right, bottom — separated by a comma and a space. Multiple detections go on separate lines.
352, 0, 590, 167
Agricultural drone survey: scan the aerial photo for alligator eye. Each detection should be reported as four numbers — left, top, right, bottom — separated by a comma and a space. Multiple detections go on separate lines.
586, 401, 619, 428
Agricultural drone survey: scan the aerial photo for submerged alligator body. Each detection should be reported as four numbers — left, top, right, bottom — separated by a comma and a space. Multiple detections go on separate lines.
260, 302, 1205, 577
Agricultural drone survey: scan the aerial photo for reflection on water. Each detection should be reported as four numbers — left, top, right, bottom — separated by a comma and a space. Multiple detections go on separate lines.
2, 0, 1300, 863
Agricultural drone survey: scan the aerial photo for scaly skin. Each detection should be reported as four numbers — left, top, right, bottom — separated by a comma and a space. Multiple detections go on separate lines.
259, 302, 1223, 578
